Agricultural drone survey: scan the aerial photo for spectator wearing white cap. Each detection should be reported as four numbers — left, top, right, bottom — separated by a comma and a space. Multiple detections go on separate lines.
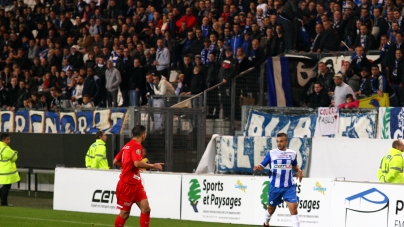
68, 45, 84, 70
333, 73, 356, 107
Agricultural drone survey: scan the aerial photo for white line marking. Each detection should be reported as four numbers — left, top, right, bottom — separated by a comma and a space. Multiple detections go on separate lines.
0, 215, 133, 227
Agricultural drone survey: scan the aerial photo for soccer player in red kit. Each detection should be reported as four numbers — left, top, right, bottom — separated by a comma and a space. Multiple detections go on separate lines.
113, 125, 164, 227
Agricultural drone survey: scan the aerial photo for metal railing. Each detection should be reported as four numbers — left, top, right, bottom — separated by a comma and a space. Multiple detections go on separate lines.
148, 95, 194, 107
128, 106, 206, 172
284, 50, 381, 59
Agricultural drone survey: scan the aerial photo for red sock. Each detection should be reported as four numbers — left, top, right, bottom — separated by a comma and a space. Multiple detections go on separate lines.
139, 212, 150, 227
115, 214, 126, 227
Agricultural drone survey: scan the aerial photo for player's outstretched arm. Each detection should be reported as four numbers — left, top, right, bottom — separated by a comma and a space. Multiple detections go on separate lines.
253, 165, 264, 171
134, 161, 164, 171
292, 165, 303, 182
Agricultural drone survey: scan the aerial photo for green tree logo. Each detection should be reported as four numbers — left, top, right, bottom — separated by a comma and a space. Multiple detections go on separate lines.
382, 107, 391, 139
188, 179, 201, 212
260, 181, 270, 209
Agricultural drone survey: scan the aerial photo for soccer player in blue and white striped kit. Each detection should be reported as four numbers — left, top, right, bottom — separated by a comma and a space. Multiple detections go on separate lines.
253, 132, 303, 227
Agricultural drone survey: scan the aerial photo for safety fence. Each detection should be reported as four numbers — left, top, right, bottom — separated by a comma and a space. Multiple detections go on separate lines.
172, 51, 382, 136
128, 106, 206, 172
148, 95, 194, 107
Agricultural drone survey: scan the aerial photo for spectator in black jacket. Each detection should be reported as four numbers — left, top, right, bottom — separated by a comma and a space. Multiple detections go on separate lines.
118, 48, 134, 107
68, 45, 84, 70
218, 47, 238, 119
373, 7, 388, 44
144, 73, 156, 106
342, 5, 358, 49
310, 24, 323, 53
181, 54, 194, 88
14, 80, 30, 108
353, 25, 376, 51
306, 82, 331, 108
82, 67, 103, 106
318, 20, 340, 52
350, 46, 372, 75
388, 49, 404, 106
189, 65, 206, 95
316, 62, 335, 94
129, 59, 146, 106
248, 39, 265, 68
191, 28, 204, 56
355, 67, 374, 97
7, 78, 19, 110
0, 81, 9, 108
206, 53, 221, 118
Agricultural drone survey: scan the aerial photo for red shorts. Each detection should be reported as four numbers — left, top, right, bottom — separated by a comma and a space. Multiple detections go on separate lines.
116, 180, 148, 211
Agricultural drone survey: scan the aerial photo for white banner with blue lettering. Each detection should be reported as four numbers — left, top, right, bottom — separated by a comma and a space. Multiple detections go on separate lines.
215, 136, 311, 175
244, 110, 377, 138
244, 110, 317, 138
0, 108, 127, 134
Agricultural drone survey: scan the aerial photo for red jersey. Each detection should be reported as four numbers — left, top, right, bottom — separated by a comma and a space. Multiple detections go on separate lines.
115, 139, 143, 185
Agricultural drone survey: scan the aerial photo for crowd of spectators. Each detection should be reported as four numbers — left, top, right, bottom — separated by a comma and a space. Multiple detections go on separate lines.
2, 0, 404, 112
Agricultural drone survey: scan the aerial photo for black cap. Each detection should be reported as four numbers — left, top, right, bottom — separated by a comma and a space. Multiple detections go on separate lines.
225, 47, 233, 52
361, 67, 369, 72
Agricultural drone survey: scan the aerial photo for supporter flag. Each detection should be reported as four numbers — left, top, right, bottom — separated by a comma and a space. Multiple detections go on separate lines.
266, 56, 293, 107
358, 93, 390, 108
266, 56, 318, 107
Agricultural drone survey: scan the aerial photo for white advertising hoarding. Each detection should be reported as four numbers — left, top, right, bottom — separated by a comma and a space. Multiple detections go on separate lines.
181, 174, 256, 224
181, 174, 331, 226
309, 138, 396, 182
251, 177, 333, 227
330, 181, 404, 227
53, 168, 182, 219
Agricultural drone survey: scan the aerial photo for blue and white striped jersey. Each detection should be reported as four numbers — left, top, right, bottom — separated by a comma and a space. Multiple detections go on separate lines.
260, 148, 298, 188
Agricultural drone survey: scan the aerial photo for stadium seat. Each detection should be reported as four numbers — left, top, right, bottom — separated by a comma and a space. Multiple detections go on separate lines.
32, 30, 38, 38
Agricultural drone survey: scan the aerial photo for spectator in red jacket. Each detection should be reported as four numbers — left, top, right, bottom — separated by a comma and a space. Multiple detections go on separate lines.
338, 94, 359, 109
222, 5, 230, 22
176, 7, 197, 30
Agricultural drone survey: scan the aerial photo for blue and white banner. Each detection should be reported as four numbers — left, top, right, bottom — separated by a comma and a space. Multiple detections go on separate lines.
378, 107, 404, 139
267, 56, 318, 107
267, 56, 293, 107
245, 110, 377, 138
245, 110, 317, 138
216, 136, 311, 175
0, 109, 127, 134
329, 112, 377, 138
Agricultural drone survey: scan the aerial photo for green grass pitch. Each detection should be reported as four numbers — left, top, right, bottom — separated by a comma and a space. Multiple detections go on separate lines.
0, 191, 266, 227
0, 206, 252, 227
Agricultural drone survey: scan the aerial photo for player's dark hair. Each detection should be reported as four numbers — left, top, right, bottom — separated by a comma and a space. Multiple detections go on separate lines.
276, 132, 288, 139
95, 130, 104, 139
1, 133, 10, 141
132, 125, 146, 137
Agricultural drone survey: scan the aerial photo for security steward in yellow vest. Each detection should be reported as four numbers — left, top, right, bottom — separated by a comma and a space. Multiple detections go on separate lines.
378, 140, 404, 183
85, 131, 109, 169
0, 134, 20, 206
